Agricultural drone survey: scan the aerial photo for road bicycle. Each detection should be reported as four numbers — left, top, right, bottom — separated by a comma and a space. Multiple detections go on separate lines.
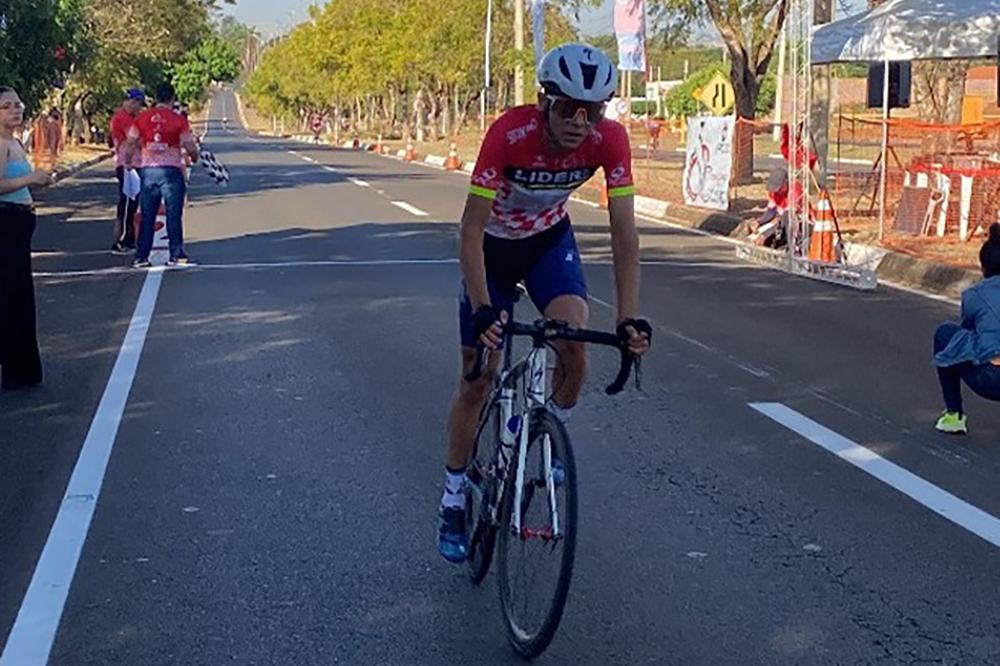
463, 286, 641, 659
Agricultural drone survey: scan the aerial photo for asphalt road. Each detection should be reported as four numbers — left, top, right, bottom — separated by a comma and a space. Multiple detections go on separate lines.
2, 89, 999, 665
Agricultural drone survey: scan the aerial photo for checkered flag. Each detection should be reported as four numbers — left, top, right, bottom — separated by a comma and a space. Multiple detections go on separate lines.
199, 147, 230, 186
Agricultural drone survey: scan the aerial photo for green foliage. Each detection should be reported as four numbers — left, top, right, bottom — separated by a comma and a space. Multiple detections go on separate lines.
663, 62, 727, 117
663, 58, 778, 118
172, 37, 240, 103
0, 0, 83, 113
0, 0, 235, 131
245, 0, 578, 128
833, 62, 869, 79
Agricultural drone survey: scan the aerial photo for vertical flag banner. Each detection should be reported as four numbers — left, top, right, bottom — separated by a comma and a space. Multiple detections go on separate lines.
613, 0, 646, 72
530, 0, 546, 68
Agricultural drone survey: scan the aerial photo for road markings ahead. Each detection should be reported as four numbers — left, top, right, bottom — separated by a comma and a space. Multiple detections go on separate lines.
391, 201, 428, 217
1, 270, 165, 666
348, 177, 371, 188
751, 402, 1000, 549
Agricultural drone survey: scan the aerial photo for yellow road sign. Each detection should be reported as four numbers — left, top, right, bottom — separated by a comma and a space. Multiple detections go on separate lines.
697, 73, 734, 116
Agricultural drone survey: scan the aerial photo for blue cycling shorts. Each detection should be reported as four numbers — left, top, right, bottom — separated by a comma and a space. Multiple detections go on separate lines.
459, 218, 588, 348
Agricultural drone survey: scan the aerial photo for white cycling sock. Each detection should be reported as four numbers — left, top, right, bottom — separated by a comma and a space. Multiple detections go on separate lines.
440, 467, 466, 510
547, 399, 575, 425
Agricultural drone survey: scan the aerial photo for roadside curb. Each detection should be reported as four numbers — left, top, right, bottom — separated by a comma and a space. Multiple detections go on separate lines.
53, 151, 113, 184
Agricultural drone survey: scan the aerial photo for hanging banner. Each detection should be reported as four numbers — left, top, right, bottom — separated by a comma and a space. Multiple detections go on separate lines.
613, 0, 646, 72
530, 0, 546, 69
683, 116, 734, 211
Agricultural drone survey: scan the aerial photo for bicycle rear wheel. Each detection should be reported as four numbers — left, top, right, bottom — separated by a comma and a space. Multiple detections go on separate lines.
497, 408, 577, 659
466, 400, 501, 585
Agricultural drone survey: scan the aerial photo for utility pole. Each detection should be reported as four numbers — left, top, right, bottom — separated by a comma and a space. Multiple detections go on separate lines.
811, 0, 833, 186
773, 24, 787, 142
481, 0, 493, 132
514, 0, 525, 106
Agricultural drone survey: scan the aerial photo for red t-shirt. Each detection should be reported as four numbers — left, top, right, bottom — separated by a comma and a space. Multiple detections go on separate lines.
128, 106, 193, 170
110, 108, 139, 167
470, 106, 634, 239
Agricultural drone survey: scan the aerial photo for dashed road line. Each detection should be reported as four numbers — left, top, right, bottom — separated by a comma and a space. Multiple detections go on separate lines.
390, 201, 428, 217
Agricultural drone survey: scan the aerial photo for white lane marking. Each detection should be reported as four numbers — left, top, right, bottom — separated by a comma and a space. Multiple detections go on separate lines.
323, 166, 339, 174
1, 270, 164, 666
348, 178, 371, 188
195, 259, 455, 269
287, 150, 300, 157
35, 257, 733, 279
391, 201, 428, 217
301, 155, 315, 163
736, 363, 771, 379
750, 402, 1000, 549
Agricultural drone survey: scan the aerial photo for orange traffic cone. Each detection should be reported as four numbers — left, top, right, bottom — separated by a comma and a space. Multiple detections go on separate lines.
809, 192, 836, 263
376, 133, 384, 155
404, 138, 416, 162
444, 142, 461, 171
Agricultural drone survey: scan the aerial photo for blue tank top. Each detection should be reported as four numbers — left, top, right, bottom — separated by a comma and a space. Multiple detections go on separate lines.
0, 154, 33, 204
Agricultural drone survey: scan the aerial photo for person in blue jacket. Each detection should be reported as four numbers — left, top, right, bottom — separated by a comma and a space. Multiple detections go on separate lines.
933, 223, 1000, 434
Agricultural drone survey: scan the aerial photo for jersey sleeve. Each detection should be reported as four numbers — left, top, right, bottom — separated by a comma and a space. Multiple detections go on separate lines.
110, 114, 127, 147
601, 121, 635, 199
469, 116, 510, 201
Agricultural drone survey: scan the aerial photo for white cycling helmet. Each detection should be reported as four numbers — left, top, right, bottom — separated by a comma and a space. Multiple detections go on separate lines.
538, 43, 618, 103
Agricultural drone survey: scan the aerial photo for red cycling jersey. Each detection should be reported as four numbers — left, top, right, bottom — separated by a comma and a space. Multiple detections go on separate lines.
470, 106, 634, 240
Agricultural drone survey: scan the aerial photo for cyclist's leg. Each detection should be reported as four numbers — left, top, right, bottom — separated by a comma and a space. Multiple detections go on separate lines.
438, 279, 513, 562
448, 279, 514, 468
525, 222, 589, 418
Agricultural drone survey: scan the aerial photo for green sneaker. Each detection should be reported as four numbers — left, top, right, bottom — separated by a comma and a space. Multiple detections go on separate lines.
935, 411, 968, 435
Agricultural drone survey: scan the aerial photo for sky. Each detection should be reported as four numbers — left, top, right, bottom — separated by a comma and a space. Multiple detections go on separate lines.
222, 0, 870, 40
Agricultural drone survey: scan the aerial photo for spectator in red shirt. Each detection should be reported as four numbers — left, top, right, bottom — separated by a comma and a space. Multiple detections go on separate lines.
123, 82, 199, 268
109, 88, 145, 254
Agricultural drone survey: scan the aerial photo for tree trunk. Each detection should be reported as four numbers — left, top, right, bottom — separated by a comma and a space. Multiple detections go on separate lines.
810, 0, 834, 187
428, 90, 441, 141
729, 50, 761, 184
414, 88, 426, 142
914, 60, 969, 125
440, 87, 451, 137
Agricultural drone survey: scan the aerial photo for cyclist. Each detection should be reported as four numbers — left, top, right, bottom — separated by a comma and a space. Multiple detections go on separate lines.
438, 43, 652, 562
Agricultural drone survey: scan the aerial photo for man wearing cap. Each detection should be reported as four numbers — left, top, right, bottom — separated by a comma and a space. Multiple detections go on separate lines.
109, 88, 145, 254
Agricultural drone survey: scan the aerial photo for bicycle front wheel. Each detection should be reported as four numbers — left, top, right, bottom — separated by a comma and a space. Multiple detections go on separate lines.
497, 408, 578, 659
466, 400, 501, 585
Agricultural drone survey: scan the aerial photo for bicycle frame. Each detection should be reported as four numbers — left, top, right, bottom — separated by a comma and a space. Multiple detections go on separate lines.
491, 332, 561, 540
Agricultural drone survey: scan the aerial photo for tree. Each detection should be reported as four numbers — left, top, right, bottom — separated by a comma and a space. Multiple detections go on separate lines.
245, 0, 578, 138
0, 0, 82, 113
171, 36, 240, 103
683, 1, 788, 180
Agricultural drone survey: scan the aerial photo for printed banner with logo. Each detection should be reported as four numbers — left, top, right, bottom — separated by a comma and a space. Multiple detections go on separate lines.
682, 116, 734, 211
613, 0, 646, 72
530, 0, 546, 68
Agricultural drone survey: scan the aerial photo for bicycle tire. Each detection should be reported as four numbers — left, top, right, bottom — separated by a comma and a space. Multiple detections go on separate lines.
467, 400, 501, 585
497, 408, 578, 660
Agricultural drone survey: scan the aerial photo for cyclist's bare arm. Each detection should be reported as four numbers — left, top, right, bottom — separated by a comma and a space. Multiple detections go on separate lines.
459, 193, 494, 311
608, 194, 640, 323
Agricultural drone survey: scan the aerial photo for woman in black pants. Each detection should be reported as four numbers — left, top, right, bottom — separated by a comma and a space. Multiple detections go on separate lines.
0, 87, 54, 389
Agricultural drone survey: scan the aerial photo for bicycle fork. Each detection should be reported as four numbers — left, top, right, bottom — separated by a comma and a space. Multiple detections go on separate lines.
510, 348, 561, 541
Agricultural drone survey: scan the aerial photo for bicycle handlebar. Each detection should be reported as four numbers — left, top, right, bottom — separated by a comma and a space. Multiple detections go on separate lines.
464, 319, 640, 395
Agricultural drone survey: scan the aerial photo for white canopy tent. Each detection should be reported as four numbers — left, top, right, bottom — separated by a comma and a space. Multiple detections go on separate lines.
812, 0, 1000, 65
810, 0, 1000, 238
